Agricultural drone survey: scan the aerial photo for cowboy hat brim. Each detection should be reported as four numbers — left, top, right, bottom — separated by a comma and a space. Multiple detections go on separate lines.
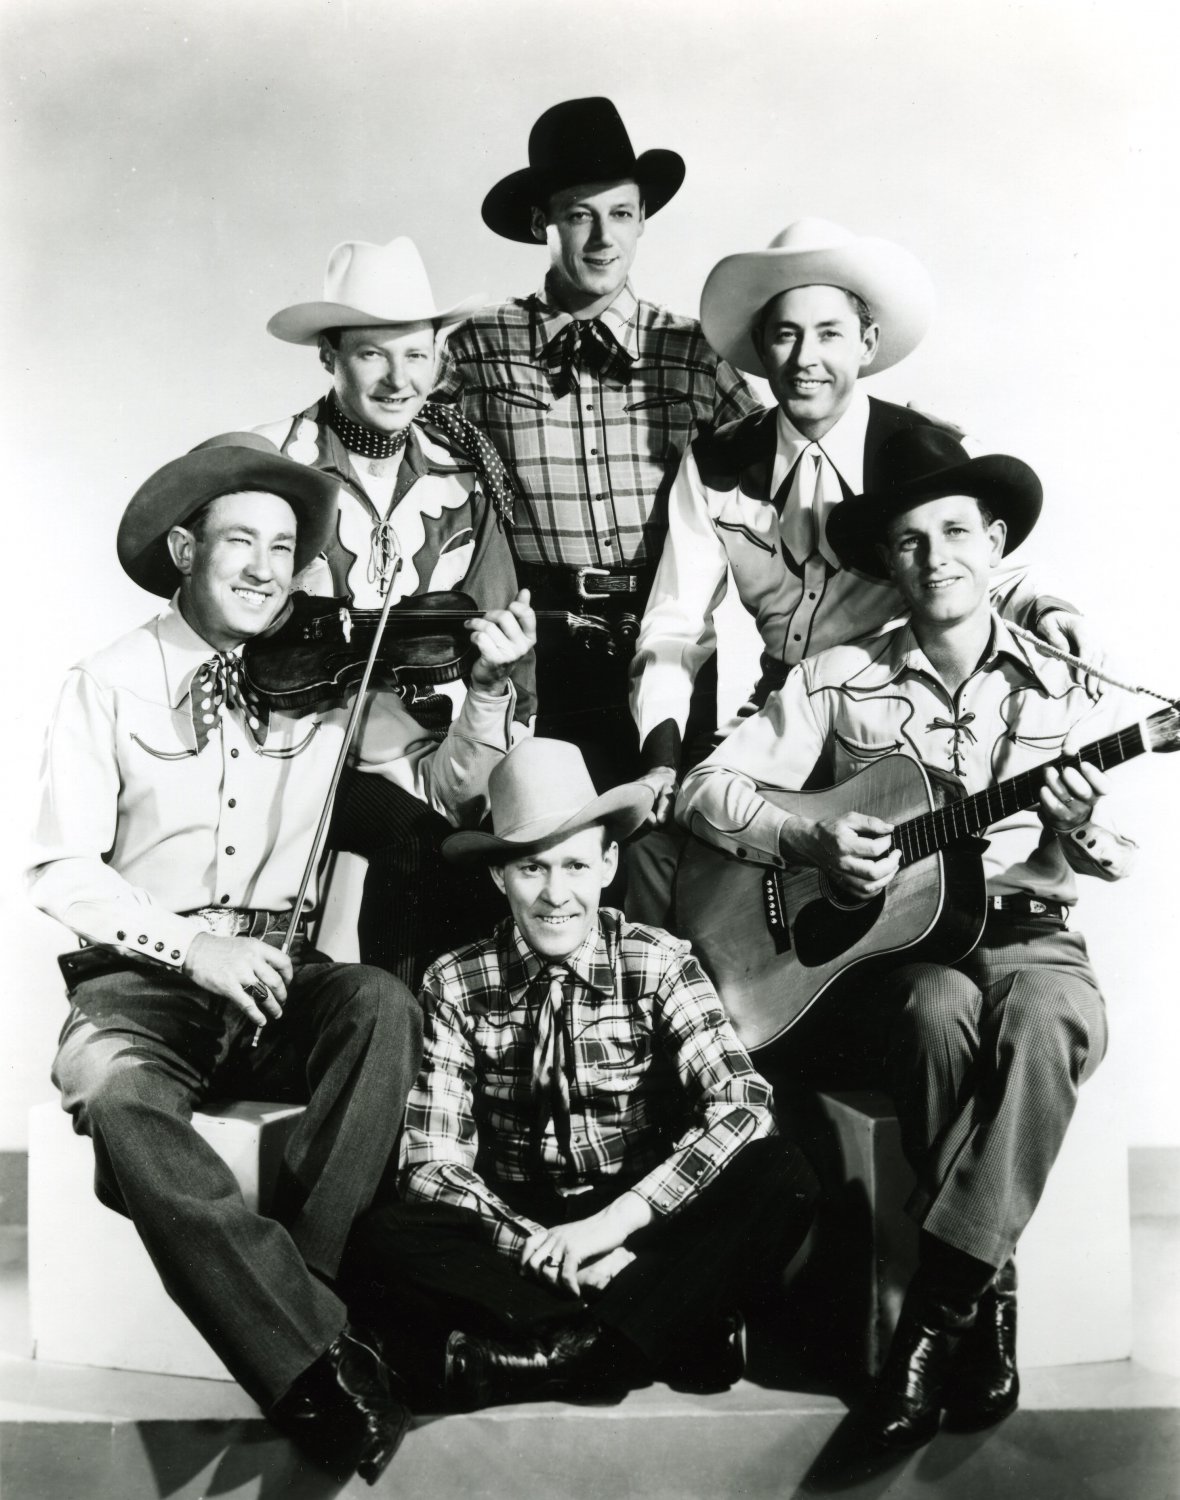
700, 237, 936, 377
481, 149, 686, 244
267, 294, 487, 346
117, 435, 341, 598
825, 454, 1043, 580
442, 781, 656, 863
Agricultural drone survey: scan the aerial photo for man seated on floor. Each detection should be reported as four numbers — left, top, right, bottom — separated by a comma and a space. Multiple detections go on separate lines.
677, 427, 1137, 1449
343, 738, 818, 1410
27, 433, 535, 1484
257, 234, 532, 987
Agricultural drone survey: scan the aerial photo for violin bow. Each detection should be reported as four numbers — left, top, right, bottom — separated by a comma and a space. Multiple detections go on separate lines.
252, 557, 406, 1046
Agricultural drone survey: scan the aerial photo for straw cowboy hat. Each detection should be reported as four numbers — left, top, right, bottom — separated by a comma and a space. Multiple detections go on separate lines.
481, 97, 686, 244
825, 426, 1043, 580
443, 739, 655, 863
700, 218, 936, 378
267, 236, 485, 345
118, 432, 340, 597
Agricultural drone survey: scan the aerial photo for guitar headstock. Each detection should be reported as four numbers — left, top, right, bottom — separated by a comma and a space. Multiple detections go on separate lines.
1145, 703, 1180, 754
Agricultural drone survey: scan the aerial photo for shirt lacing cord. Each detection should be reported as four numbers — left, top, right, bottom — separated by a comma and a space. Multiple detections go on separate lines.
927, 711, 977, 776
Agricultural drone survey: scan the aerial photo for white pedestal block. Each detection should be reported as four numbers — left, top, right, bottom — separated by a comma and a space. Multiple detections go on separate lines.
813, 1064, 1132, 1373
312, 849, 367, 963
28, 1098, 305, 1381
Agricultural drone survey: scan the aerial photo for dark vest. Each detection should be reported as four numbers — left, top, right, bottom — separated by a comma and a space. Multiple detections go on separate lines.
692, 397, 943, 506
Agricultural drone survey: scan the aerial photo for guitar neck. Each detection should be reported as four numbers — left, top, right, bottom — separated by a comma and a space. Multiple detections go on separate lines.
893, 721, 1149, 867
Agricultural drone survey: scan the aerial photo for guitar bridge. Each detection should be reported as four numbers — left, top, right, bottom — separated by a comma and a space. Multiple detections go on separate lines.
762, 869, 792, 955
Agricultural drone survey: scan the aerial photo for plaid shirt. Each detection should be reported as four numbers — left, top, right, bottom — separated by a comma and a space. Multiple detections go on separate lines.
400, 908, 776, 1260
432, 280, 762, 568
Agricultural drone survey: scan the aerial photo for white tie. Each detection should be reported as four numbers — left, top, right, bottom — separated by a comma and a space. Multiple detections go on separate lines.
782, 448, 823, 564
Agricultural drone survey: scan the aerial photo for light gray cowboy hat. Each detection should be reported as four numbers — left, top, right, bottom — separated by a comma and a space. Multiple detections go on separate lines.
443, 739, 655, 863
267, 236, 486, 345
117, 432, 339, 597
700, 217, 936, 378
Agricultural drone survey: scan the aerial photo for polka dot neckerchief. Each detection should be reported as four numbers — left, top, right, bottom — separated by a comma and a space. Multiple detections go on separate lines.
190, 654, 269, 752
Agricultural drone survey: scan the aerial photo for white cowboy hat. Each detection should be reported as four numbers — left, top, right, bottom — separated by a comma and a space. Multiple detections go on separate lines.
267, 236, 486, 345
443, 740, 654, 863
700, 218, 936, 378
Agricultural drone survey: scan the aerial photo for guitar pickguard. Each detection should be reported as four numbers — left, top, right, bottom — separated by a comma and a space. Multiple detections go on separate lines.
793, 890, 887, 966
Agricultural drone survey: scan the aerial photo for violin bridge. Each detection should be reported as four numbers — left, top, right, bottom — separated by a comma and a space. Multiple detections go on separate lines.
339, 607, 353, 644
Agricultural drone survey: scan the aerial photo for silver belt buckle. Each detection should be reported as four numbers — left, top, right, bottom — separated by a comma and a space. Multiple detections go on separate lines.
191, 906, 249, 937
574, 565, 611, 601
1028, 899, 1047, 915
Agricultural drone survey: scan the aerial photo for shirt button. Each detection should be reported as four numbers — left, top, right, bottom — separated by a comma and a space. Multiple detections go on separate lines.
590, 448, 599, 456
226, 846, 235, 856
808, 592, 817, 600
155, 941, 164, 952
228, 798, 237, 808
137, 935, 148, 945
170, 950, 181, 960
736, 848, 747, 859
793, 633, 802, 641
597, 493, 608, 502
230, 748, 240, 759
220, 894, 230, 904
116, 930, 126, 941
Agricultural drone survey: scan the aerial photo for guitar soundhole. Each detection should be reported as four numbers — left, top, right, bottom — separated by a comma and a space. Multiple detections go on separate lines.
793, 890, 886, 966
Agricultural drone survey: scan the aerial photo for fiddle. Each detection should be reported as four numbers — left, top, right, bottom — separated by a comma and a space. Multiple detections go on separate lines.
241, 589, 613, 712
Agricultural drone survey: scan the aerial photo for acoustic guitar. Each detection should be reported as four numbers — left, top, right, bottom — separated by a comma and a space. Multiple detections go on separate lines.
674, 703, 1180, 1050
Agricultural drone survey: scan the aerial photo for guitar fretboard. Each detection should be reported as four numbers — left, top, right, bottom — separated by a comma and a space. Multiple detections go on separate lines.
893, 723, 1147, 867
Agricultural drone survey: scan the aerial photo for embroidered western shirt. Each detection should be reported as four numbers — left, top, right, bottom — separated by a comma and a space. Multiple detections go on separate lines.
631, 398, 1070, 769
400, 909, 776, 1260
432, 280, 762, 568
677, 613, 1137, 904
28, 601, 520, 966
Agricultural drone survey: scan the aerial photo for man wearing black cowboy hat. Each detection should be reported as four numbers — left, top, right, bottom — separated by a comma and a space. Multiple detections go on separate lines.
678, 427, 1137, 1450
342, 738, 818, 1411
27, 433, 536, 1483
632, 220, 1098, 837
433, 97, 761, 805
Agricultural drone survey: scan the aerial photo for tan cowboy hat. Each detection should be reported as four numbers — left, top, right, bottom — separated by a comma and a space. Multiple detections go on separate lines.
700, 218, 936, 378
267, 236, 486, 345
443, 740, 655, 863
118, 432, 339, 597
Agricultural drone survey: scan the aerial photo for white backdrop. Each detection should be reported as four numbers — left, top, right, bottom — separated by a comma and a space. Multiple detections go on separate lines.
2, 0, 1177, 1149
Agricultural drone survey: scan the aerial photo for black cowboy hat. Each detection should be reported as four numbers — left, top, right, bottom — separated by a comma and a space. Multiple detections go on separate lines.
825, 426, 1043, 580
117, 432, 339, 598
481, 97, 686, 244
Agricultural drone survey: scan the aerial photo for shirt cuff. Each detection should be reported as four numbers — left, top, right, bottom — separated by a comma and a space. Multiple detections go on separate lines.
1059, 821, 1137, 880
75, 907, 206, 970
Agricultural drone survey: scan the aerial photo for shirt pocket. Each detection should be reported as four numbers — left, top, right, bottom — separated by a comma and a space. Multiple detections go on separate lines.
833, 730, 907, 765
127, 704, 198, 760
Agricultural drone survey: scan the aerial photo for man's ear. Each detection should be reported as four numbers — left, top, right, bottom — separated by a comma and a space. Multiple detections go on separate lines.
859, 322, 881, 371
317, 335, 336, 376
529, 206, 548, 244
986, 516, 1007, 565
876, 539, 895, 580
167, 525, 196, 578
489, 864, 507, 897
600, 839, 619, 886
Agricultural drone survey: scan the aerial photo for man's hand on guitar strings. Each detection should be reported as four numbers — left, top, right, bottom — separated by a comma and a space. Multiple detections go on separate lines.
780, 809, 902, 902
1039, 760, 1110, 834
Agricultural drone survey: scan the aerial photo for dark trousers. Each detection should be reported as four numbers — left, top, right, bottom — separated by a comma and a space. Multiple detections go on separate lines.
51, 950, 423, 1407
767, 917, 1107, 1269
329, 769, 504, 989
343, 1138, 817, 1385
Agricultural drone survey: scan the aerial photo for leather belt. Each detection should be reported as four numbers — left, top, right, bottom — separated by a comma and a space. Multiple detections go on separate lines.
184, 907, 309, 941
517, 562, 654, 609
987, 895, 1069, 923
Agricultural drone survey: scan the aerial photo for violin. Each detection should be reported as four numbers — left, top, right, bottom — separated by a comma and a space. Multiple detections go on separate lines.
240, 590, 613, 712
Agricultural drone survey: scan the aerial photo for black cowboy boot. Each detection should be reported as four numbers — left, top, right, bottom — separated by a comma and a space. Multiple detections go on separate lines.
944, 1258, 1020, 1428
268, 1325, 412, 1484
445, 1318, 636, 1410
863, 1289, 974, 1450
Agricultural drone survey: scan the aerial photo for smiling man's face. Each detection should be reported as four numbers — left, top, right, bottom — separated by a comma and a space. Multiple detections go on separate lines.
171, 490, 296, 650
883, 494, 1005, 628
756, 284, 879, 440
323, 322, 437, 435
534, 179, 645, 316
491, 825, 617, 961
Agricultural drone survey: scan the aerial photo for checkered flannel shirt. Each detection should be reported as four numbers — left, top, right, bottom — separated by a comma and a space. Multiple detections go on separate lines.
400, 908, 776, 1261
432, 280, 762, 568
